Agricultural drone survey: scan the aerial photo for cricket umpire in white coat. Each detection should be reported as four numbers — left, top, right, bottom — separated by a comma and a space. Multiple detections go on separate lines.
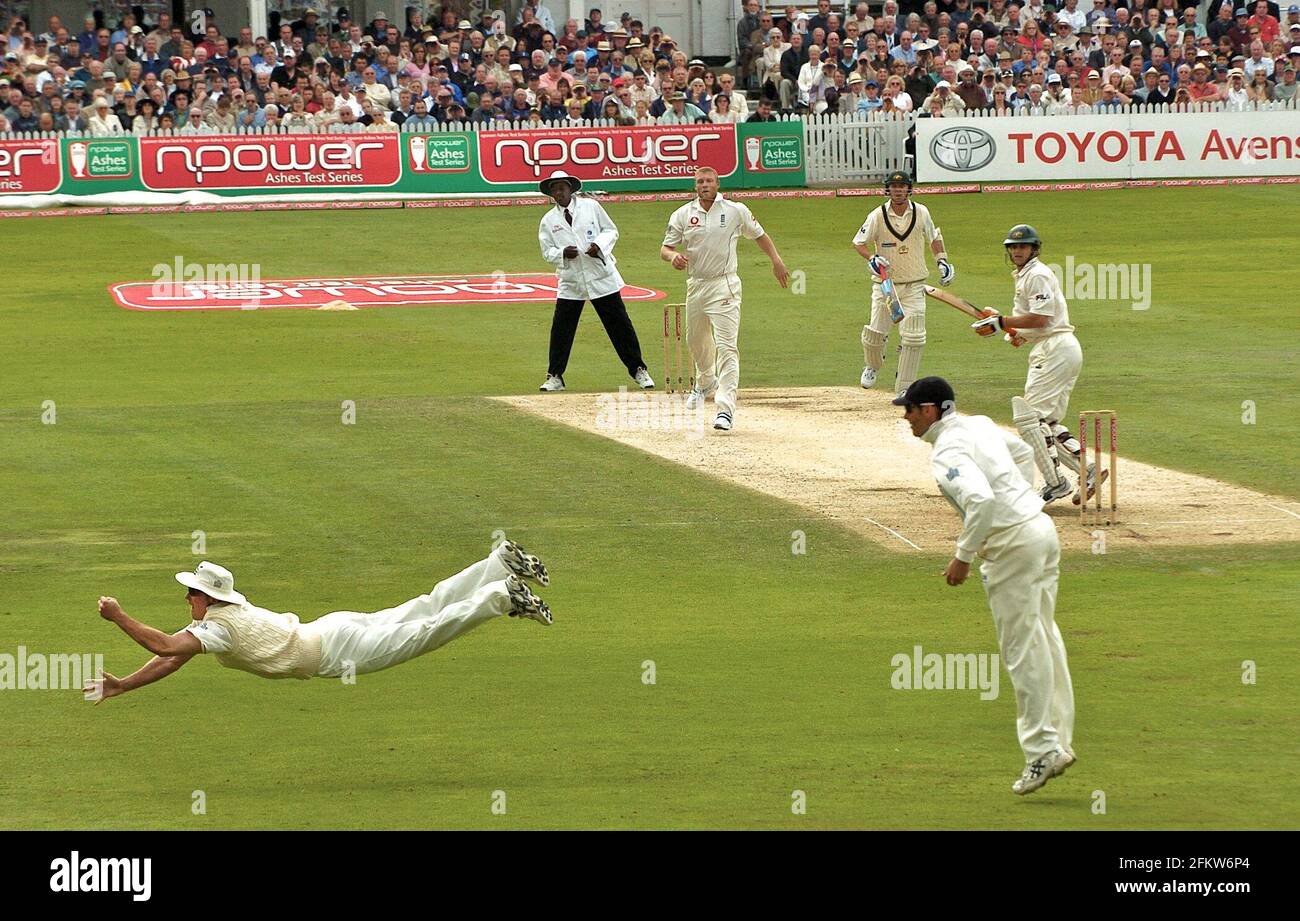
659, 166, 789, 432
897, 376, 1076, 795
536, 170, 654, 393
84, 540, 553, 702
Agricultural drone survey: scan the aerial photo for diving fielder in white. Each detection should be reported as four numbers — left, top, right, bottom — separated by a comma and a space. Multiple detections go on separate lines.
84, 541, 552, 701
852, 170, 955, 396
660, 167, 790, 432
897, 376, 1075, 795
971, 224, 1104, 505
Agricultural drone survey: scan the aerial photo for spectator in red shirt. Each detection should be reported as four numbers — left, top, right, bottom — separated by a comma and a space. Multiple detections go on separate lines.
1186, 62, 1221, 100
1248, 1, 1281, 44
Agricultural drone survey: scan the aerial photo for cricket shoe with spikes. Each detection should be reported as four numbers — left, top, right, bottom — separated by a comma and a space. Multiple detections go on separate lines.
539, 373, 565, 392
1012, 747, 1071, 796
1040, 479, 1074, 504
860, 366, 878, 389
1072, 464, 1110, 506
1054, 747, 1077, 776
497, 539, 550, 587
505, 574, 552, 625
633, 367, 655, 389
713, 411, 733, 432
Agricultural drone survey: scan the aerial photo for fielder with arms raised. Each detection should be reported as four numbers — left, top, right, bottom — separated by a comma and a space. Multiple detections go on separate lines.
660, 167, 789, 432
897, 376, 1076, 795
853, 170, 955, 397
85, 541, 553, 701
971, 224, 1104, 505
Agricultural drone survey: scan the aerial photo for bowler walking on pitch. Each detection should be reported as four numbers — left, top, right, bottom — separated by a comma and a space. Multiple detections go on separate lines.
85, 541, 552, 701
536, 170, 654, 393
660, 167, 790, 432
897, 376, 1076, 795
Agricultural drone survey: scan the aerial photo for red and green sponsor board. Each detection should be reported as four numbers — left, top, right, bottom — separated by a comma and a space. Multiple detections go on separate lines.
2, 122, 803, 198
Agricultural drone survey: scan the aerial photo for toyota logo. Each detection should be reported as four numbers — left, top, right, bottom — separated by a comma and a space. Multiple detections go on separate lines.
930, 125, 997, 172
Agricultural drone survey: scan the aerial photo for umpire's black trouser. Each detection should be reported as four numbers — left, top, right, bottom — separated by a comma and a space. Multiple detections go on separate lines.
547, 291, 647, 378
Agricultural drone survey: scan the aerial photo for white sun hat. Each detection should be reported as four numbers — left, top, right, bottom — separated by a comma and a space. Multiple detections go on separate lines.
175, 561, 246, 604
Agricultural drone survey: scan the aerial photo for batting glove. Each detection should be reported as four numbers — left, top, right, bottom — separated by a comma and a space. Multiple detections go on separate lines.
867, 254, 890, 281
971, 308, 1004, 337
937, 259, 955, 286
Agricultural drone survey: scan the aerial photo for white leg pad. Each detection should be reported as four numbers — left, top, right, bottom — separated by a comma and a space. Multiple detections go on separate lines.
1012, 396, 1065, 487
894, 314, 926, 396
862, 324, 886, 368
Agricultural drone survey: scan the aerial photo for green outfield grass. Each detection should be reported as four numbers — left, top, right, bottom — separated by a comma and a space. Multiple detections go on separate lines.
1, 188, 1297, 829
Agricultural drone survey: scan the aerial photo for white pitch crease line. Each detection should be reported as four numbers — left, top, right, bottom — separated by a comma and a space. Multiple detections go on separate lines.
861, 516, 924, 550
1265, 504, 1300, 520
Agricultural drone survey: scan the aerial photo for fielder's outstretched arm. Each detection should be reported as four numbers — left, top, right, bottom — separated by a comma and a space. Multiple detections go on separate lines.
85, 650, 194, 704
98, 596, 202, 657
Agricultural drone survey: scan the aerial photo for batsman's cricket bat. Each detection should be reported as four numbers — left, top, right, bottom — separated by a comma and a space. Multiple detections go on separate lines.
923, 285, 1025, 347
878, 262, 905, 324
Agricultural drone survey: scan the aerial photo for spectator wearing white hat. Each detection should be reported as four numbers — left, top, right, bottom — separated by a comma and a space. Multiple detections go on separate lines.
920, 78, 966, 114
87, 95, 123, 134
1223, 67, 1250, 108
1043, 71, 1074, 111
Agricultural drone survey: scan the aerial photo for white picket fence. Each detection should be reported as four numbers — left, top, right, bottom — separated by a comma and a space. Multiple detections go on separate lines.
799, 112, 911, 184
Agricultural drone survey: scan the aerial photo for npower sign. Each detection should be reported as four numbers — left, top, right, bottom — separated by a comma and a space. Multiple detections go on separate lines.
479, 124, 738, 183
3, 122, 803, 198
0, 138, 60, 193
139, 134, 401, 189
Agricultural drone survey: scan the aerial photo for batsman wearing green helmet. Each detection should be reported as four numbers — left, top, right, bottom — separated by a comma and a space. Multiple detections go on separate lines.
851, 170, 955, 397
970, 225, 1106, 505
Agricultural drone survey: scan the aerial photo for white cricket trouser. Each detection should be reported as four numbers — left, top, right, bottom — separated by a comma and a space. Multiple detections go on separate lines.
1023, 332, 1083, 424
864, 280, 927, 394
307, 551, 512, 677
865, 279, 927, 352
979, 514, 1075, 761
686, 273, 742, 419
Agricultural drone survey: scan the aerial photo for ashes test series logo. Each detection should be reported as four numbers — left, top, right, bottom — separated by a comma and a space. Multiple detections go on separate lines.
67, 139, 134, 180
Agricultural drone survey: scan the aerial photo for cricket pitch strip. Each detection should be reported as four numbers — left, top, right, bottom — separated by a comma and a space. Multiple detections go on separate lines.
496, 386, 1300, 553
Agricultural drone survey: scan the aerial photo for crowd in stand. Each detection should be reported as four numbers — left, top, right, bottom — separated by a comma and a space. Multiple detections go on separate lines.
736, 0, 1300, 114
0, 3, 785, 134
2, 2, 1297, 135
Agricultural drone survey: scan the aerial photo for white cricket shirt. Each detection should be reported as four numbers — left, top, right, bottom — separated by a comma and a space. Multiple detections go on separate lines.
923, 412, 1045, 562
662, 193, 766, 280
